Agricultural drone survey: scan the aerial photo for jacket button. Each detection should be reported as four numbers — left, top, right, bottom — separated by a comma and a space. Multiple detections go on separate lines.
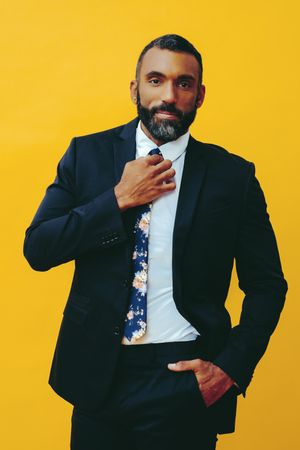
123, 279, 130, 288
114, 326, 120, 335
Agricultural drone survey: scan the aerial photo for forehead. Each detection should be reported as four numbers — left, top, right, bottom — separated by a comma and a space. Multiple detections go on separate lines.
139, 47, 200, 80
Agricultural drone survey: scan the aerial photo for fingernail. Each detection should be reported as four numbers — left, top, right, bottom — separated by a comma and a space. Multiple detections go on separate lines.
168, 363, 176, 369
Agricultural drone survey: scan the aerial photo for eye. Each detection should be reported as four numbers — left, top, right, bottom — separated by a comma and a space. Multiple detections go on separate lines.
149, 78, 161, 85
178, 80, 191, 89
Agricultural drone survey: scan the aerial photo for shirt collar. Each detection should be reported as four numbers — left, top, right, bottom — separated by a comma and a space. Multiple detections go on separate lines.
136, 120, 190, 162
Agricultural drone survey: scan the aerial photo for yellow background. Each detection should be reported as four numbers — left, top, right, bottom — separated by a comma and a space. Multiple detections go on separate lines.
1, 0, 298, 449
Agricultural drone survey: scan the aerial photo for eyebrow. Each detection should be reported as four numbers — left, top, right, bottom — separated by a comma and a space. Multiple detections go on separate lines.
145, 71, 196, 82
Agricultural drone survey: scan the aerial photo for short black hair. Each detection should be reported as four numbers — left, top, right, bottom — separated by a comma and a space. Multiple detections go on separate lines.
136, 34, 203, 84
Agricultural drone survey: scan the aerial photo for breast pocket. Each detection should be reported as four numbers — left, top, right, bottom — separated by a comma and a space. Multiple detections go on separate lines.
63, 291, 91, 325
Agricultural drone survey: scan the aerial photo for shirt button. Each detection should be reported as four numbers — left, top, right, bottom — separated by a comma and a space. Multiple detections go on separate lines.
114, 326, 120, 335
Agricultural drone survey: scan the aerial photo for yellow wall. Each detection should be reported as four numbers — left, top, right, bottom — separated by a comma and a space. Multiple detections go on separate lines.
1, 0, 298, 448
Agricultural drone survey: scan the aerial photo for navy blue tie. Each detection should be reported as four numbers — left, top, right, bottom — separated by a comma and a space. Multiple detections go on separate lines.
123, 148, 163, 342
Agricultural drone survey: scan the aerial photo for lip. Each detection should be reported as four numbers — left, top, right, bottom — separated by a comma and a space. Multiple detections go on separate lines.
155, 111, 179, 120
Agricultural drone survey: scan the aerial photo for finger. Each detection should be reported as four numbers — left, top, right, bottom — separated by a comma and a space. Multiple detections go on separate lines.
157, 181, 176, 193
145, 154, 164, 165
150, 159, 173, 174
167, 359, 200, 372
156, 168, 176, 184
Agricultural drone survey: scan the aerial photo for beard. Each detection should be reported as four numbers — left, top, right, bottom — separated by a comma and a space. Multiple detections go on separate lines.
136, 91, 198, 143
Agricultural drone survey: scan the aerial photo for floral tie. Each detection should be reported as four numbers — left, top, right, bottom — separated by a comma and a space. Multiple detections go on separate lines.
123, 148, 163, 342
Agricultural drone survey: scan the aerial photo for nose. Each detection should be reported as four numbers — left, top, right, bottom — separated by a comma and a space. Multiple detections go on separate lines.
161, 81, 177, 104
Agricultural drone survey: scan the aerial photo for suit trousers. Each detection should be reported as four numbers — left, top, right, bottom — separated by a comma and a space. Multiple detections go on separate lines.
70, 337, 218, 450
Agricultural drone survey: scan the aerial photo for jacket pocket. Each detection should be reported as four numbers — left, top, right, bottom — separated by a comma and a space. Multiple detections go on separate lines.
63, 291, 91, 325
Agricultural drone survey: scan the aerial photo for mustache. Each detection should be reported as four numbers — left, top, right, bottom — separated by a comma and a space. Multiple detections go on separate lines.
150, 103, 183, 118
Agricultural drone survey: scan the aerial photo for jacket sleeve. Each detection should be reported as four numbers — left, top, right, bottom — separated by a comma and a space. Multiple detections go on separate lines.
23, 137, 129, 271
213, 162, 288, 394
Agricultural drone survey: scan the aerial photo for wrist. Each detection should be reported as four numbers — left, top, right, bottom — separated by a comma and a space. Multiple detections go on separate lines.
114, 185, 131, 211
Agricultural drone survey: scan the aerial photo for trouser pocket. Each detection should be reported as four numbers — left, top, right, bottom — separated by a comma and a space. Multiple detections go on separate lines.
187, 369, 208, 407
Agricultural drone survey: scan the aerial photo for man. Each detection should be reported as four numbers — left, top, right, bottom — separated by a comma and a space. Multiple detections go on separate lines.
23, 34, 288, 449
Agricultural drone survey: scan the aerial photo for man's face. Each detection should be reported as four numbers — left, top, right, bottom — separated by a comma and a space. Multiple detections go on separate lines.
131, 47, 205, 143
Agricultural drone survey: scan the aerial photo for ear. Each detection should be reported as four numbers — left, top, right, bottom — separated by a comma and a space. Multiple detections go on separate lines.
130, 80, 138, 104
195, 84, 206, 109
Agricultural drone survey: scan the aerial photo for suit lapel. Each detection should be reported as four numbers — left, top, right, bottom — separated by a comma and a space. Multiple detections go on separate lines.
172, 136, 208, 310
113, 117, 140, 240
113, 117, 139, 183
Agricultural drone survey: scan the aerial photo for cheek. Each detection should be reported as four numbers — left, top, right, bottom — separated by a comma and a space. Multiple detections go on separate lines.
177, 93, 198, 110
138, 85, 161, 107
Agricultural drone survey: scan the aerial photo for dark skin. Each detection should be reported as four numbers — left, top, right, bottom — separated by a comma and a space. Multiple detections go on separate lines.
114, 47, 234, 407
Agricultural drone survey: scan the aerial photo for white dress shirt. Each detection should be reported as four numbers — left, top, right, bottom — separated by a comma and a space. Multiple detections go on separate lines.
122, 120, 200, 344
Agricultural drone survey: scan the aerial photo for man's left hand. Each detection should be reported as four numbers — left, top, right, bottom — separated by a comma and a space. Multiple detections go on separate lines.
168, 358, 234, 407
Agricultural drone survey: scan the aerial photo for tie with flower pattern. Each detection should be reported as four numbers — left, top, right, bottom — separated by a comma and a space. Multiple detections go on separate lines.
123, 147, 163, 342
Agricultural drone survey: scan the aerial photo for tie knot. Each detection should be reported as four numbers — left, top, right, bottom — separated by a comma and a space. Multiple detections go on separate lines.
148, 147, 163, 157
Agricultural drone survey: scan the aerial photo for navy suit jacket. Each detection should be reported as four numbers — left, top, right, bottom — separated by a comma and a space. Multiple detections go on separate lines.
23, 117, 288, 433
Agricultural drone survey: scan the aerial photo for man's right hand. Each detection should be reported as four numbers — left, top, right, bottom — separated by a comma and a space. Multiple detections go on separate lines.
114, 154, 176, 211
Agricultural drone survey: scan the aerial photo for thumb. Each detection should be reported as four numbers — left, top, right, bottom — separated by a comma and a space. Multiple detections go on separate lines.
167, 359, 199, 372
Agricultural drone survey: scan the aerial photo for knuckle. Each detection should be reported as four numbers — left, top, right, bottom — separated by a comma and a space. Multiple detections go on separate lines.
148, 166, 157, 177
142, 157, 150, 166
